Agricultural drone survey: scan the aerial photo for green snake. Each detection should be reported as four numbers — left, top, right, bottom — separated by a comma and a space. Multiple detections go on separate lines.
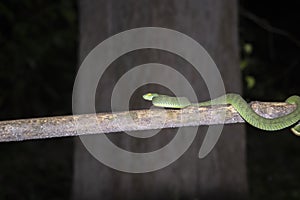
142, 93, 300, 135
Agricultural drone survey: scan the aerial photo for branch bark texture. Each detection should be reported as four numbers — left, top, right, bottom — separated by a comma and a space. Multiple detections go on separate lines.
0, 101, 296, 142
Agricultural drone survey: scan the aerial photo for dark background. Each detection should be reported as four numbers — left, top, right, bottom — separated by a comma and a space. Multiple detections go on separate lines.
0, 0, 299, 199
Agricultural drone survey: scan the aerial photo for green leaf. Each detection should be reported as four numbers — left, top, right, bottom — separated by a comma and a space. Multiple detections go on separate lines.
243, 43, 253, 55
245, 75, 256, 89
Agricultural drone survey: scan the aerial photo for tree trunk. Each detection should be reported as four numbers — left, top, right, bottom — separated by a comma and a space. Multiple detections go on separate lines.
72, 0, 248, 199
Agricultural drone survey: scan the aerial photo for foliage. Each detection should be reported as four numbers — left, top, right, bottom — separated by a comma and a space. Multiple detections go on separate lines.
240, 1, 300, 101
240, 1, 300, 199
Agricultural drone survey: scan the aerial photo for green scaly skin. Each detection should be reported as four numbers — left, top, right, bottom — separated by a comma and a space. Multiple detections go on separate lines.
142, 93, 300, 135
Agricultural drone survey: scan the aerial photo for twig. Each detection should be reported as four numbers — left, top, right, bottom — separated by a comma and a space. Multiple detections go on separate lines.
0, 101, 297, 142
240, 8, 300, 47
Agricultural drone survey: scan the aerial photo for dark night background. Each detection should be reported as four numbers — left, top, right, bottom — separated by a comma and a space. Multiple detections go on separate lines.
0, 0, 299, 199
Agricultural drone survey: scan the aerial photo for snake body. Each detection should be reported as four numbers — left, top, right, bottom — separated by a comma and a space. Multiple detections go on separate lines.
142, 93, 300, 135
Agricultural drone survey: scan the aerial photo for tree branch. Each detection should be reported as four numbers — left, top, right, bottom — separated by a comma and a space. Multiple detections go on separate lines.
240, 8, 300, 47
0, 101, 297, 142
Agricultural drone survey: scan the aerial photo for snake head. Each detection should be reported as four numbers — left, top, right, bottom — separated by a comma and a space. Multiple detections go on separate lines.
142, 93, 159, 101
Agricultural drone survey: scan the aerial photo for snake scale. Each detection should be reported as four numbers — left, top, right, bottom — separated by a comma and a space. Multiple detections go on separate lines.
143, 93, 300, 135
